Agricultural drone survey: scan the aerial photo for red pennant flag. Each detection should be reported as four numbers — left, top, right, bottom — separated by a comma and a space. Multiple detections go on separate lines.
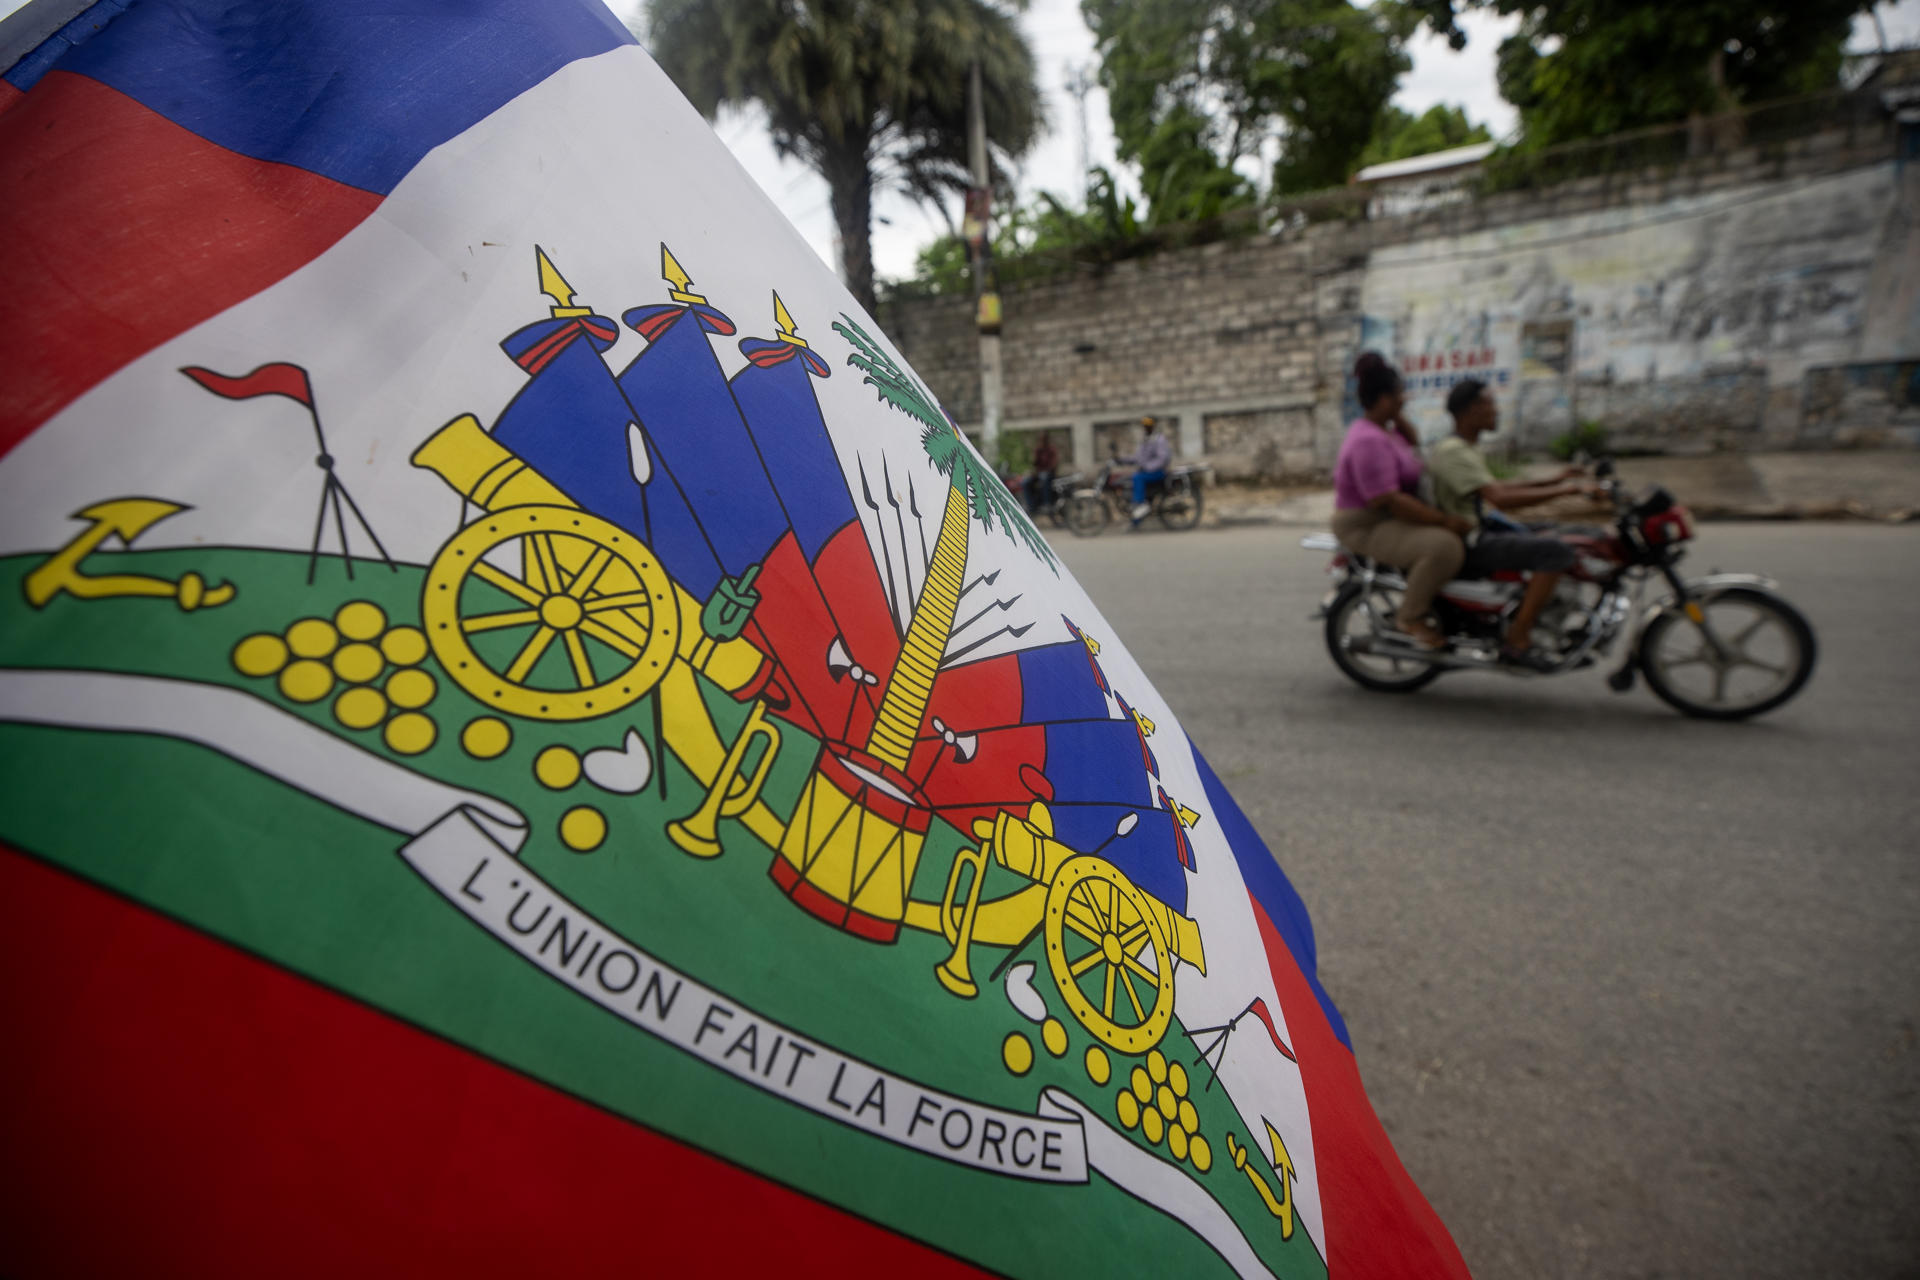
1247, 997, 1299, 1063
181, 362, 313, 407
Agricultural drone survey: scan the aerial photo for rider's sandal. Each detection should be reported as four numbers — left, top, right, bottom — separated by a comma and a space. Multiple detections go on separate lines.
1500, 643, 1556, 672
1390, 623, 1448, 651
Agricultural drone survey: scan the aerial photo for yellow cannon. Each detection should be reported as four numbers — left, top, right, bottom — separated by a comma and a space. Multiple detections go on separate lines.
411, 413, 768, 719
908, 801, 1207, 1057
412, 414, 791, 849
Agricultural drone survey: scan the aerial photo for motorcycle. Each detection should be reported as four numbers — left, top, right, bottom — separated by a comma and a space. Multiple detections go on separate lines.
1065, 452, 1209, 537
1302, 460, 1818, 719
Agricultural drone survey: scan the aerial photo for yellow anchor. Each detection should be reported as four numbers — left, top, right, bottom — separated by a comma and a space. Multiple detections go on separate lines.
23, 498, 237, 611
1226, 1121, 1297, 1240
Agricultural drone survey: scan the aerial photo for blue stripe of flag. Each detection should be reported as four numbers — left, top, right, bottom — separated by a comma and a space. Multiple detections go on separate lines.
17, 0, 632, 194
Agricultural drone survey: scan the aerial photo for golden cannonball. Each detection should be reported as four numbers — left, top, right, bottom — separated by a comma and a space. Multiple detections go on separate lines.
278, 659, 334, 703
1116, 1090, 1140, 1130
285, 618, 338, 659
380, 625, 429, 666
331, 642, 384, 685
534, 745, 582, 789
333, 686, 388, 730
461, 716, 512, 760
1130, 1066, 1152, 1104
1169, 1061, 1189, 1097
1002, 1031, 1034, 1076
559, 805, 607, 852
334, 600, 387, 641
1178, 1098, 1199, 1135
1084, 1046, 1111, 1086
1147, 1048, 1168, 1084
232, 633, 289, 678
1157, 1084, 1178, 1120
1189, 1134, 1213, 1174
1041, 1017, 1068, 1058
1141, 1106, 1164, 1146
1169, 1125, 1189, 1162
384, 712, 437, 755
386, 668, 437, 709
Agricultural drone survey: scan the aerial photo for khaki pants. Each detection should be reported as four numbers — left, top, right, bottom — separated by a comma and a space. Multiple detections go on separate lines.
1330, 507, 1465, 627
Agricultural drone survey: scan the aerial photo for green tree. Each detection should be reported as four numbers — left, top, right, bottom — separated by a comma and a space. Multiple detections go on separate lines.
1084, 0, 1412, 209
1407, 0, 1868, 147
1358, 103, 1492, 167
644, 0, 1043, 313
832, 316, 1053, 773
903, 167, 1146, 294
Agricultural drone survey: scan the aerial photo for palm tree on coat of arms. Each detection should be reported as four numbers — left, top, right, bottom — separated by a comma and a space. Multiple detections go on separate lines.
833, 316, 1055, 774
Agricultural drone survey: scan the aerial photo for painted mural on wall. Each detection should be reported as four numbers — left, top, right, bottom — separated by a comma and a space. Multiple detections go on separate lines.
1357, 162, 1909, 440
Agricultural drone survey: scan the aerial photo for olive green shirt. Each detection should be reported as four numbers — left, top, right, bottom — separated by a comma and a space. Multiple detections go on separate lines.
1427, 434, 1496, 525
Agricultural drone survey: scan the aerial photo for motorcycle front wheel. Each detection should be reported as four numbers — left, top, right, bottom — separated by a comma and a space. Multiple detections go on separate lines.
1323, 582, 1443, 693
1637, 586, 1816, 720
1157, 474, 1203, 531
1066, 493, 1111, 538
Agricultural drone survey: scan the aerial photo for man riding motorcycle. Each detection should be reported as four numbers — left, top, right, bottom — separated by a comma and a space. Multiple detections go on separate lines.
1126, 416, 1173, 528
1428, 378, 1602, 668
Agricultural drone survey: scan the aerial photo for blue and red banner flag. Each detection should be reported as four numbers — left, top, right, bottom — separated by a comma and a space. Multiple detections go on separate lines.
0, 3, 1468, 1277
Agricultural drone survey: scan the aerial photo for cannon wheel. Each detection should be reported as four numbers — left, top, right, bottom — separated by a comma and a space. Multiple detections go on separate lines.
422, 505, 679, 721
1043, 855, 1175, 1055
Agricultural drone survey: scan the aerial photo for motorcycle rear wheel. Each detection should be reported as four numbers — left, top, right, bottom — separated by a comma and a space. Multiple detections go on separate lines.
1066, 493, 1111, 538
1324, 582, 1443, 693
1637, 586, 1816, 720
1157, 474, 1203, 531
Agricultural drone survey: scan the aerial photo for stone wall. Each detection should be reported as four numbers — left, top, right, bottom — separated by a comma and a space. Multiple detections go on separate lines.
880, 113, 1916, 479
882, 238, 1322, 476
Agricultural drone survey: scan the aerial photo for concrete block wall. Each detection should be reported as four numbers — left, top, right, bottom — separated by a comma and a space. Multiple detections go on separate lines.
881, 118, 1912, 477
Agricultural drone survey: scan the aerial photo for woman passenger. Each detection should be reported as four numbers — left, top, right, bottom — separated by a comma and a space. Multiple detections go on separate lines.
1330, 352, 1471, 649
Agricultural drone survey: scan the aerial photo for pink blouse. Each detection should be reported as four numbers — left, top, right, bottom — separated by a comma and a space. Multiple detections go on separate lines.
1333, 418, 1422, 511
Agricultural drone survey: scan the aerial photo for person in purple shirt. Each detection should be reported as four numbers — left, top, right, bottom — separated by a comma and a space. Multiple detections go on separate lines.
1126, 415, 1173, 527
1330, 352, 1471, 649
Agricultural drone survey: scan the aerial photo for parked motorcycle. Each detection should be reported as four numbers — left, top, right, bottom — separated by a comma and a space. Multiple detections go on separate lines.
1303, 460, 1817, 719
1066, 453, 1209, 537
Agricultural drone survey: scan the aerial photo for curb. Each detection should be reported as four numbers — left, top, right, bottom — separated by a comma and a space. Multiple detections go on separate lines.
1205, 499, 1920, 528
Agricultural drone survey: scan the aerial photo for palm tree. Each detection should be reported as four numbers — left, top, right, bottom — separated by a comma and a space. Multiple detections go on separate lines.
834, 316, 1052, 773
644, 0, 1044, 313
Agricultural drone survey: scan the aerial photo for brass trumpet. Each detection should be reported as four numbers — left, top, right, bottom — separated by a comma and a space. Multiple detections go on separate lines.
933, 804, 1056, 998
934, 837, 992, 997
667, 701, 782, 858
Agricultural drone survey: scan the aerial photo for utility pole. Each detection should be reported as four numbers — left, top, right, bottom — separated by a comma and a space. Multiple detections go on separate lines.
1065, 63, 1094, 206
966, 59, 1004, 467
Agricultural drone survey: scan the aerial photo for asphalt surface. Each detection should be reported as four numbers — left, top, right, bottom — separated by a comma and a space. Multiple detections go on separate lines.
1049, 520, 1920, 1280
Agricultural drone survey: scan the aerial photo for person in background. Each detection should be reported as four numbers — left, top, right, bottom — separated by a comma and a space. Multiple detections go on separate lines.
1025, 431, 1059, 515
1128, 416, 1171, 528
1428, 379, 1603, 666
1329, 352, 1469, 649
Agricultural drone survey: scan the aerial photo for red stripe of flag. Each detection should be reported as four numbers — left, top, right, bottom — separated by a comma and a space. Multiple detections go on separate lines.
0, 846, 991, 1279
0, 72, 379, 456
1247, 899, 1472, 1278
181, 361, 313, 406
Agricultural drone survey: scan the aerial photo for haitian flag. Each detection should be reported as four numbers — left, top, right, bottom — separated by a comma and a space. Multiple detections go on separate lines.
0, 3, 1468, 1276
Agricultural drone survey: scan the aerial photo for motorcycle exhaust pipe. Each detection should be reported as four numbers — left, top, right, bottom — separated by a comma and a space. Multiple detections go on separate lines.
1347, 635, 1498, 671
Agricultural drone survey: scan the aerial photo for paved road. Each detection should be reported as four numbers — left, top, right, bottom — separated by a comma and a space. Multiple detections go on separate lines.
1049, 521, 1920, 1280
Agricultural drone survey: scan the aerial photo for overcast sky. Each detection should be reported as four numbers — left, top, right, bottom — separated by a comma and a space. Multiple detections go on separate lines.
4, 0, 1916, 282
603, 0, 1920, 284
